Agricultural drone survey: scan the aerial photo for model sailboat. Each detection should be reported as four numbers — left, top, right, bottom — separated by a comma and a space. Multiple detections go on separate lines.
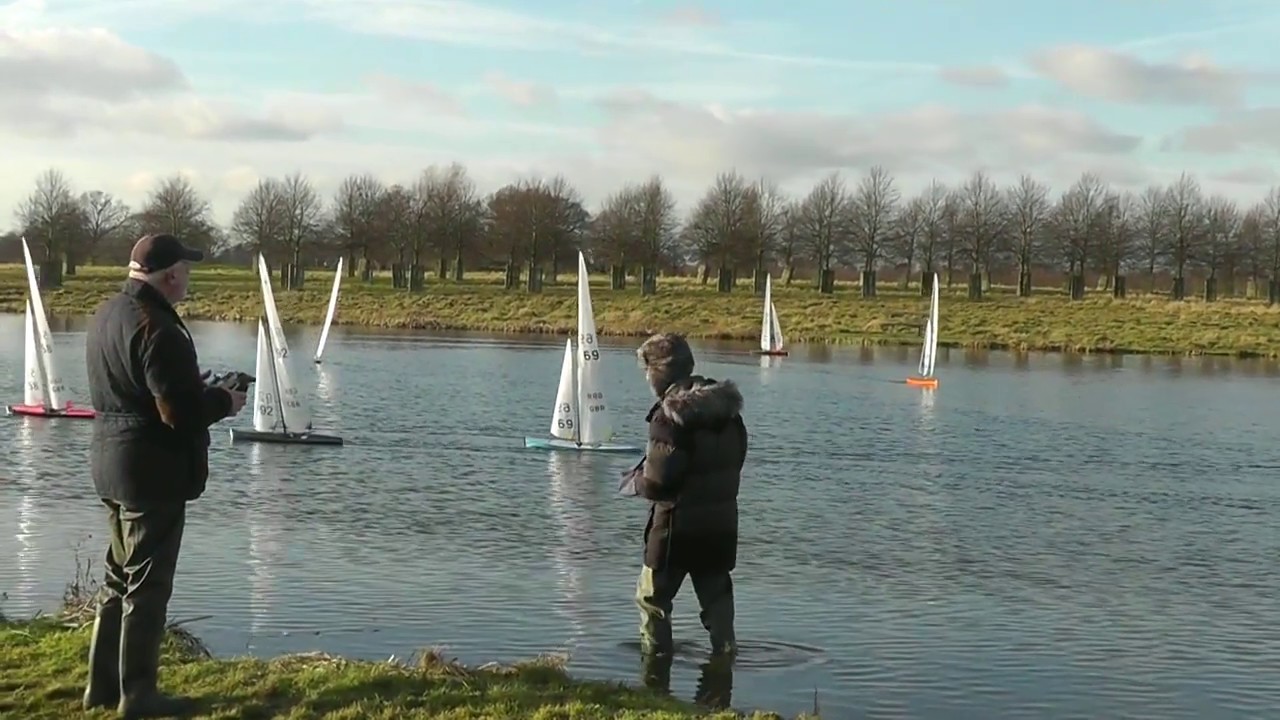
755, 273, 787, 356
523, 252, 641, 453
229, 254, 343, 445
313, 257, 343, 364
5, 237, 94, 418
905, 272, 940, 389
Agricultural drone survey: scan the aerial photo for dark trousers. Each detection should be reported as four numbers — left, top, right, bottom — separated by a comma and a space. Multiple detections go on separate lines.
634, 565, 735, 654
86, 499, 186, 703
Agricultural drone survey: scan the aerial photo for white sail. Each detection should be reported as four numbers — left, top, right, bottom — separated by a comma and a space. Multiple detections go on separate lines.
769, 301, 784, 351
918, 273, 940, 377
314, 257, 343, 363
550, 338, 578, 441
575, 251, 612, 445
759, 273, 774, 351
22, 300, 45, 407
256, 255, 313, 431
252, 319, 284, 432
19, 238, 65, 410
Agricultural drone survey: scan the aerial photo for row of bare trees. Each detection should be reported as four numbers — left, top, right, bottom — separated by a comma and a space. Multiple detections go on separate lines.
9, 165, 1280, 300
9, 169, 218, 277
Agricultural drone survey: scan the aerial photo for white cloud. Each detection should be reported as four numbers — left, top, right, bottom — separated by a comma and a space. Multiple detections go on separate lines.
366, 73, 467, 116
937, 65, 1010, 88
1171, 108, 1280, 153
482, 71, 558, 110
1027, 44, 1256, 106
0, 28, 335, 142
4, 9, 1280, 231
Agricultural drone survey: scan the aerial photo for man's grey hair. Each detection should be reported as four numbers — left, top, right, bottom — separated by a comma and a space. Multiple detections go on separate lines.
127, 261, 181, 284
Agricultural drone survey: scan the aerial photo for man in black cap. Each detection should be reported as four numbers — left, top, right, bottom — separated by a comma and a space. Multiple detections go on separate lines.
82, 233, 248, 717
629, 332, 748, 659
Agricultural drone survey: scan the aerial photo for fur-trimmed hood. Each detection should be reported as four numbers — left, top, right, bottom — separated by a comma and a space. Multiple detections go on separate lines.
657, 375, 743, 427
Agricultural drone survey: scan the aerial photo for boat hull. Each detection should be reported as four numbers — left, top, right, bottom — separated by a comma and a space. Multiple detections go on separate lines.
754, 349, 789, 356
523, 436, 643, 453
905, 376, 939, 389
5, 403, 96, 419
229, 428, 344, 445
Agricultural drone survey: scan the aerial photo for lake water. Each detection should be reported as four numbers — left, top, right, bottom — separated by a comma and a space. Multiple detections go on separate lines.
2, 313, 1279, 719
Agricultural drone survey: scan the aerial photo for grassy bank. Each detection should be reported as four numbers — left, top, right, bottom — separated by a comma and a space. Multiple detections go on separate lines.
1, 557, 804, 719
1, 617, 800, 719
2, 264, 1279, 357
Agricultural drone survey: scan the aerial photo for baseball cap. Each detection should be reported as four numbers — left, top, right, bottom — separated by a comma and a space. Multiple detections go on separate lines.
128, 233, 204, 273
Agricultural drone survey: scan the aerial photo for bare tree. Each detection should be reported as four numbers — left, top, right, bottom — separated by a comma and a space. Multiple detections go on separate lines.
955, 170, 1006, 296
916, 181, 948, 288
796, 172, 852, 286
276, 172, 325, 273
1006, 174, 1049, 297
1162, 172, 1204, 299
743, 177, 787, 285
682, 171, 753, 277
78, 190, 131, 266
331, 173, 385, 274
1200, 195, 1241, 298
633, 175, 681, 269
1238, 204, 1267, 294
540, 174, 589, 279
377, 184, 414, 269
1095, 191, 1136, 290
1053, 172, 1108, 298
776, 200, 803, 284
891, 195, 926, 290
139, 175, 216, 252
849, 165, 899, 295
1133, 185, 1167, 292
422, 162, 482, 279
16, 169, 83, 269
231, 178, 286, 258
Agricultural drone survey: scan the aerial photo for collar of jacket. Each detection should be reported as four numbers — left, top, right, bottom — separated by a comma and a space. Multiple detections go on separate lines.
122, 278, 187, 330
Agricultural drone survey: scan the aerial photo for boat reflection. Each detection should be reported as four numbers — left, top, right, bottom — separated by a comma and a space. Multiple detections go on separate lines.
245, 442, 285, 646
545, 452, 599, 653
9, 419, 48, 609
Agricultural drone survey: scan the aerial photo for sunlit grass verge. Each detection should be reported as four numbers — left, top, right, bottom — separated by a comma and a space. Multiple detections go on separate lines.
0, 556, 803, 720
2, 263, 1279, 357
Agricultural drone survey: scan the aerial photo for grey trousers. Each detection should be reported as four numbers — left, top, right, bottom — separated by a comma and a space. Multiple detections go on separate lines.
634, 565, 736, 654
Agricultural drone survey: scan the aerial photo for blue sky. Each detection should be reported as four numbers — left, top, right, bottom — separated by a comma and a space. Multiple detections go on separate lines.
4, 0, 1280, 222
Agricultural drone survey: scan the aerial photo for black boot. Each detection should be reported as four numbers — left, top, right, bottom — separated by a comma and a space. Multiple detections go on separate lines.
116, 607, 195, 719
82, 601, 123, 710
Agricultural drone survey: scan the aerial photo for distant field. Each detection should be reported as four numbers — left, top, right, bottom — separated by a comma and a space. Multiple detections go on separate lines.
1, 263, 1278, 357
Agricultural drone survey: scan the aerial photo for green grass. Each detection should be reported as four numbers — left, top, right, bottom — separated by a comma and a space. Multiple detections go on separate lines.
2, 263, 1279, 357
0, 558, 805, 719
0, 616, 800, 719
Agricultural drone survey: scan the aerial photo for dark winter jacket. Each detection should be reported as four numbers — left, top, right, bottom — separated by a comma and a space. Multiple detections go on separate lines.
85, 279, 232, 507
634, 375, 748, 573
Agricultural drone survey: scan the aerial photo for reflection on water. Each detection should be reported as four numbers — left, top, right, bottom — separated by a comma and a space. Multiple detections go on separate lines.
10, 420, 45, 607
757, 354, 783, 380
546, 452, 592, 651
246, 442, 284, 643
